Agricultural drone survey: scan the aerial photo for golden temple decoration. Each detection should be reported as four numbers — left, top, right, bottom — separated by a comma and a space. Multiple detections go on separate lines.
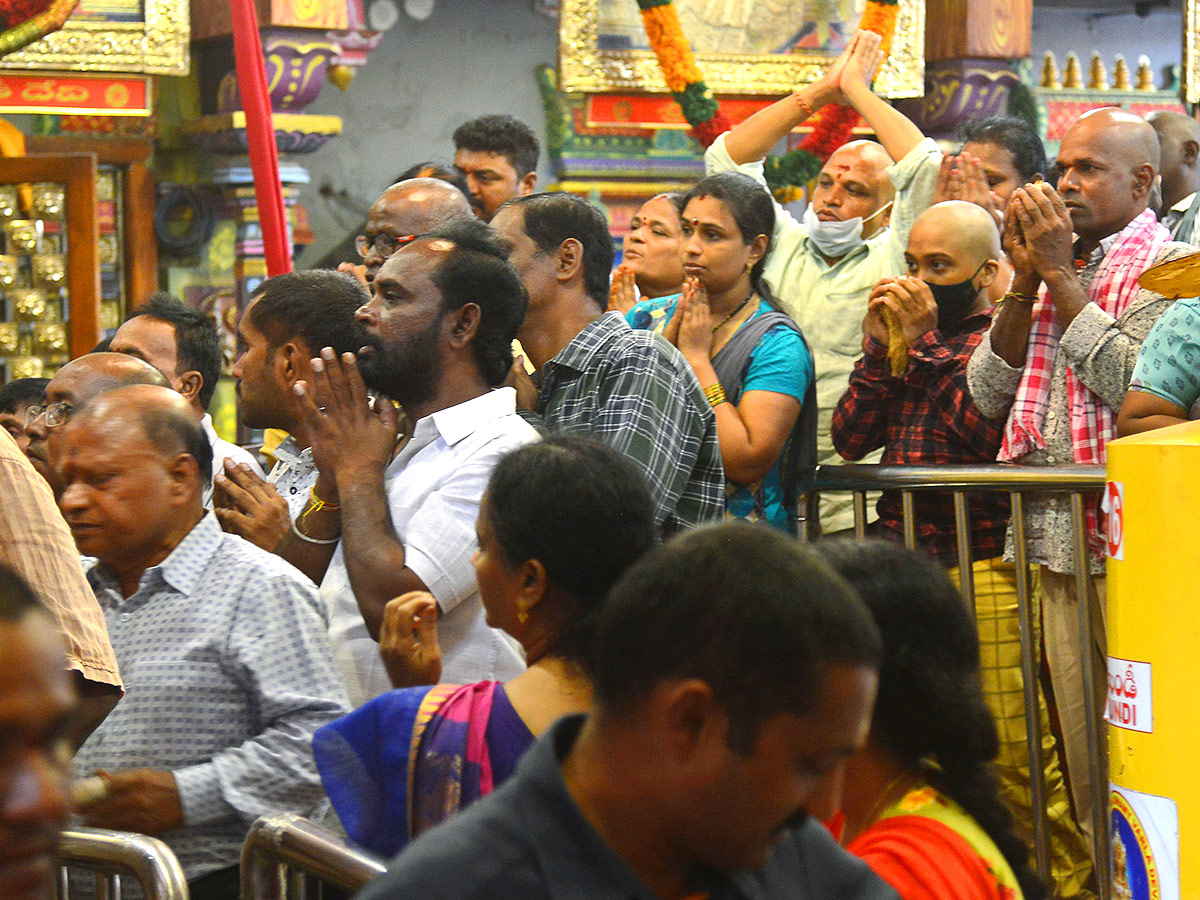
1041, 51, 1061, 89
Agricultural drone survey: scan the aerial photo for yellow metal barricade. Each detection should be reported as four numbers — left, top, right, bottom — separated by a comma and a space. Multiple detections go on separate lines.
1106, 421, 1200, 900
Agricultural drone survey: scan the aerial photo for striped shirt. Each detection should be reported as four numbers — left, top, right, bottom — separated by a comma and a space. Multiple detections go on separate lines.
0, 429, 120, 688
534, 311, 724, 535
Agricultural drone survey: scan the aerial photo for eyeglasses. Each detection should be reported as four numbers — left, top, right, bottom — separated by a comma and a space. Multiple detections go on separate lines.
354, 232, 424, 259
25, 400, 74, 428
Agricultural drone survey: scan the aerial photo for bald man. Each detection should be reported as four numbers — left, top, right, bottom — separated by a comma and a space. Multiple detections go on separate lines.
339, 176, 473, 286
835, 200, 1095, 899
62, 385, 348, 897
25, 351, 168, 489
707, 31, 940, 534
1147, 110, 1200, 243
968, 106, 1194, 860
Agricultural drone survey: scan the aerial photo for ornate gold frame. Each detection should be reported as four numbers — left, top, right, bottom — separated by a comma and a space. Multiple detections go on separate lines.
1186, 0, 1200, 104
0, 0, 189, 76
558, 0, 924, 98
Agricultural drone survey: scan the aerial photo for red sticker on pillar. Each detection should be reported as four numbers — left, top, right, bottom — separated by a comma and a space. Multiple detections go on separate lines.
1107, 656, 1152, 733
1105, 480, 1125, 560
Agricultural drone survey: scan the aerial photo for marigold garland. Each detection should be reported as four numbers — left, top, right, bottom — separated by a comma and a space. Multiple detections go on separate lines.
635, 0, 901, 193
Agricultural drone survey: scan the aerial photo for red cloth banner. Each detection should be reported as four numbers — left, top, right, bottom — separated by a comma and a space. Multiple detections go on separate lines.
230, 0, 292, 277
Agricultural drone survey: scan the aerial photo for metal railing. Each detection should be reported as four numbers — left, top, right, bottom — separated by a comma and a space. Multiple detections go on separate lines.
807, 462, 1110, 900
57, 826, 189, 900
241, 813, 387, 899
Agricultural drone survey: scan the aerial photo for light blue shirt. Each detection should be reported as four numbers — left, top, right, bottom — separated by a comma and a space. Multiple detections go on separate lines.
74, 512, 351, 883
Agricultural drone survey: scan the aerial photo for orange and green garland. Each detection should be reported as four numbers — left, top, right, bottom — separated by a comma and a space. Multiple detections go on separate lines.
636, 0, 901, 193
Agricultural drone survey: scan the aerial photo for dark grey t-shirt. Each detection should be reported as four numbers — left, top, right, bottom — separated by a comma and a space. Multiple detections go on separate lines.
356, 714, 899, 900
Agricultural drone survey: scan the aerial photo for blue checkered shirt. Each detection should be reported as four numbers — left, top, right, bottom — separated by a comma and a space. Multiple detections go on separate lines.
535, 311, 724, 534
73, 512, 351, 883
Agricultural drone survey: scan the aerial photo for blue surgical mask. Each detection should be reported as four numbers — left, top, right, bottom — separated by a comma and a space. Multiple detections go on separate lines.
803, 201, 892, 259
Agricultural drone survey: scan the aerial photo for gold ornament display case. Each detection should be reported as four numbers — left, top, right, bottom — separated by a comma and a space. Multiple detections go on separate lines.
0, 0, 188, 75
0, 155, 98, 382
558, 0, 925, 98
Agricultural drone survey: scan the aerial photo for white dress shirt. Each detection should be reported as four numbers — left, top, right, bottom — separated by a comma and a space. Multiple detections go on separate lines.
322, 387, 536, 706
201, 413, 265, 508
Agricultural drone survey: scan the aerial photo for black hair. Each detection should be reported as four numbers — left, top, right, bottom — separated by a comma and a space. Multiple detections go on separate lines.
958, 116, 1047, 183
0, 563, 44, 623
682, 172, 779, 308
592, 522, 882, 753
125, 293, 222, 411
422, 217, 529, 385
815, 539, 1047, 900
395, 161, 470, 199
0, 377, 48, 414
248, 270, 368, 359
485, 436, 658, 665
505, 193, 614, 310
140, 402, 214, 487
452, 114, 540, 178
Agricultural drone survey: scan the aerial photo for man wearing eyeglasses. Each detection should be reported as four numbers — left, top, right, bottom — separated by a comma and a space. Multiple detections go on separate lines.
25, 352, 169, 493
338, 177, 473, 287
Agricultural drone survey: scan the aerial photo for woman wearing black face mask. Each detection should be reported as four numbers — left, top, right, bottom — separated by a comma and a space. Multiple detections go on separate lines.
831, 200, 1095, 900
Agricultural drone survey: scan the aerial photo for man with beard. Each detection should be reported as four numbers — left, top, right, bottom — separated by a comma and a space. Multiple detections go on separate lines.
278, 218, 536, 705
214, 270, 370, 551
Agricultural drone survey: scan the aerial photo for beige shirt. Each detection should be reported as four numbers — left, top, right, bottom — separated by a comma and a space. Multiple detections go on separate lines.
0, 428, 121, 687
705, 133, 941, 532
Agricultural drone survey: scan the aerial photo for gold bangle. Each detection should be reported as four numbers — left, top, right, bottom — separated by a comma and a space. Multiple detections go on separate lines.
793, 93, 815, 119
309, 487, 340, 511
704, 382, 728, 408
299, 486, 340, 535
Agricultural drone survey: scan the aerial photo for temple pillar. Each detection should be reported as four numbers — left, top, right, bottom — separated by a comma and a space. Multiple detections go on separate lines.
896, 0, 1032, 140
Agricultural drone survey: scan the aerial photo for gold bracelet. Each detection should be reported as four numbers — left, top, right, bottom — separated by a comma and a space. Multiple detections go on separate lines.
308, 486, 340, 511
704, 382, 728, 408
298, 486, 340, 535
1002, 291, 1039, 304
793, 93, 815, 119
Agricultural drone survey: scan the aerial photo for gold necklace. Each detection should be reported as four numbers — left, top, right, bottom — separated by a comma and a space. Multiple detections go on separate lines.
711, 291, 755, 333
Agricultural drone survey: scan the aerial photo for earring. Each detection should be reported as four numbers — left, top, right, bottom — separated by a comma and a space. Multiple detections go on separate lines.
746, 261, 753, 272
517, 606, 530, 625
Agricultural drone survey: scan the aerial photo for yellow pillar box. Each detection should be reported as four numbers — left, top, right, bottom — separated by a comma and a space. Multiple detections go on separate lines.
1106, 420, 1200, 900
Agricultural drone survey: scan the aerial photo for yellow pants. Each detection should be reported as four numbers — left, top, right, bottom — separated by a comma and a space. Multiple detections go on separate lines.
948, 557, 1094, 900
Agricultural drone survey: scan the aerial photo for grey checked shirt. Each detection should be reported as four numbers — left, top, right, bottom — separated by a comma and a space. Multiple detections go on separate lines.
74, 512, 350, 883
534, 311, 725, 535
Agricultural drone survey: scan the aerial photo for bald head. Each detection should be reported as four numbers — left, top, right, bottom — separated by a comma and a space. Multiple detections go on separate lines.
1070, 107, 1160, 170
1057, 107, 1161, 243
910, 201, 1001, 264
57, 385, 212, 573
71, 385, 212, 487
1146, 110, 1200, 211
48, 352, 170, 408
812, 141, 896, 244
361, 178, 473, 282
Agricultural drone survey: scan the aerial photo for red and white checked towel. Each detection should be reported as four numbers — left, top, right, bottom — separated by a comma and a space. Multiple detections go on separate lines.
999, 208, 1170, 549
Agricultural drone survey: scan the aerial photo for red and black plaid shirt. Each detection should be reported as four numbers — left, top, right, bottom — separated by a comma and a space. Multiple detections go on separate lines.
830, 309, 1009, 567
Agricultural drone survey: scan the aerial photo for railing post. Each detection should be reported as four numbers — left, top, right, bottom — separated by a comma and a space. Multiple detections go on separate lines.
1070, 493, 1110, 900
952, 491, 975, 615
1010, 492, 1050, 882
241, 814, 387, 899
57, 828, 188, 900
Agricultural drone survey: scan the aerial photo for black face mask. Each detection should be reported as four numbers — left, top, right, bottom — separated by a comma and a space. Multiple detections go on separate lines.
923, 261, 987, 330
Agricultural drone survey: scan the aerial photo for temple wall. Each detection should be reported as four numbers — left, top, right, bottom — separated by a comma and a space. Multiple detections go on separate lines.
1030, 6, 1182, 81
298, 0, 558, 266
